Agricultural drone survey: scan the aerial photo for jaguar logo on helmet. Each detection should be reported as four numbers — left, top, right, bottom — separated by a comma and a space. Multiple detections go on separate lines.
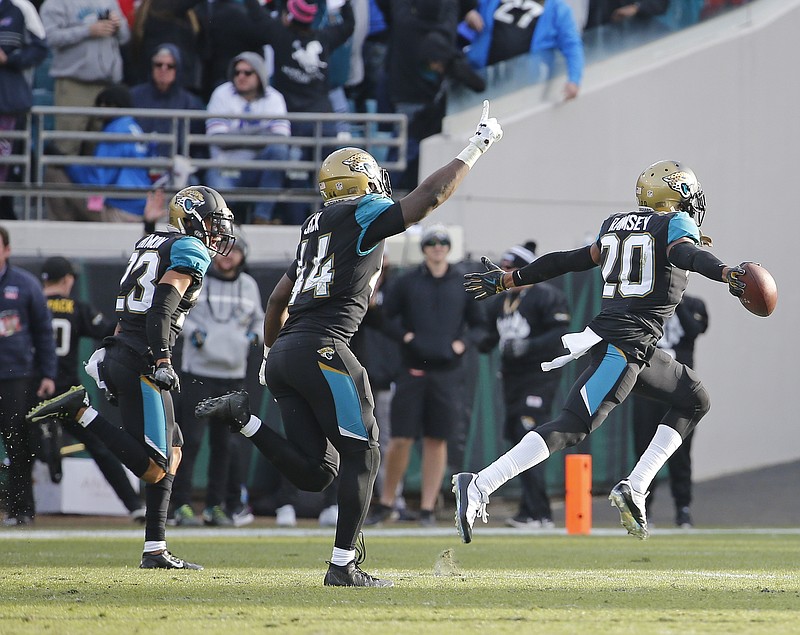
175, 189, 205, 213
342, 153, 379, 179
663, 171, 695, 197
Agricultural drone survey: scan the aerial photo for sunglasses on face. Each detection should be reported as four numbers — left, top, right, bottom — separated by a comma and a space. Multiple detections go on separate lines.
234, 68, 256, 77
423, 239, 450, 248
152, 61, 176, 70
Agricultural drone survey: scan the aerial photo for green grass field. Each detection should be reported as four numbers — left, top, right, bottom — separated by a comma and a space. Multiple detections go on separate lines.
1, 529, 798, 634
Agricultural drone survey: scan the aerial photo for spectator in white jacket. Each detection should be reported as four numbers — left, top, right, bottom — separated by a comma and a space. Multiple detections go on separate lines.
205, 52, 291, 225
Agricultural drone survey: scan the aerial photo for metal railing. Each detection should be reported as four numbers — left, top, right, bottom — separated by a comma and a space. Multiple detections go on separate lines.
0, 107, 408, 220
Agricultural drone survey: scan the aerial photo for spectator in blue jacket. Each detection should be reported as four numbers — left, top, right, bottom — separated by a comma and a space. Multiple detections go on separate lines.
66, 84, 154, 222
0, 225, 57, 526
459, 0, 584, 100
0, 0, 48, 190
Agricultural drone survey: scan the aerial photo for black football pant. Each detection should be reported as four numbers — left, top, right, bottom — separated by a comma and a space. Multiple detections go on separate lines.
91, 343, 182, 542
533, 345, 710, 455
260, 333, 380, 552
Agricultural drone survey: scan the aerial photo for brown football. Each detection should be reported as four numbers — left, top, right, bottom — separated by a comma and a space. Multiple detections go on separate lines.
738, 262, 777, 317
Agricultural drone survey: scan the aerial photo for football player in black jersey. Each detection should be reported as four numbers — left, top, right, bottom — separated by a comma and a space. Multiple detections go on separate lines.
195, 100, 503, 586
28, 186, 235, 570
454, 160, 751, 544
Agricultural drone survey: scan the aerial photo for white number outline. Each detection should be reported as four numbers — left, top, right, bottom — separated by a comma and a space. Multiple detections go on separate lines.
289, 233, 335, 305
599, 233, 655, 298
118, 251, 161, 314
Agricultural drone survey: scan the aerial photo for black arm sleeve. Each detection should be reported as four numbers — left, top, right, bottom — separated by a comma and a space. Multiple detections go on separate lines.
145, 284, 183, 360
667, 241, 726, 281
512, 246, 596, 286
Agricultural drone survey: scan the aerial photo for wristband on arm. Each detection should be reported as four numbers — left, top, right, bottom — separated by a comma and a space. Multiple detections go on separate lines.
456, 144, 484, 169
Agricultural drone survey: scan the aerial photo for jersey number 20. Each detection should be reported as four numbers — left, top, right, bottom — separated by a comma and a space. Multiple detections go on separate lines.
599, 233, 655, 298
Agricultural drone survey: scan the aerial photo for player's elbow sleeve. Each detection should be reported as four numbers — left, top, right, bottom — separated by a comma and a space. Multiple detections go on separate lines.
669, 241, 725, 280
515, 246, 595, 286
145, 284, 183, 359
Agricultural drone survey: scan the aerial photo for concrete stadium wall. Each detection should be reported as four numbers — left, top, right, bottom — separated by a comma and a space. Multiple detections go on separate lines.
6, 221, 464, 267
419, 0, 799, 480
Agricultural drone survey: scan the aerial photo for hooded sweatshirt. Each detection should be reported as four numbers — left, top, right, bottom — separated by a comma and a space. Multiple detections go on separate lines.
180, 264, 264, 379
205, 52, 291, 160
130, 42, 206, 156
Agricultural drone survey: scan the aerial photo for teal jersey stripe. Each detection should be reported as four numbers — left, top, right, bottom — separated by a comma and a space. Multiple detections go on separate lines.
580, 344, 627, 415
319, 362, 368, 440
355, 194, 394, 256
140, 377, 167, 459
169, 236, 212, 276
668, 212, 701, 245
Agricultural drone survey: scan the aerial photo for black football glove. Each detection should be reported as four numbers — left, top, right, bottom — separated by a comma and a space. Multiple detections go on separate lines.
724, 264, 747, 298
152, 361, 181, 392
464, 257, 509, 300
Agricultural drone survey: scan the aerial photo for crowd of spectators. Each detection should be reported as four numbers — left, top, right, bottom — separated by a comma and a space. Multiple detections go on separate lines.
0, 0, 751, 223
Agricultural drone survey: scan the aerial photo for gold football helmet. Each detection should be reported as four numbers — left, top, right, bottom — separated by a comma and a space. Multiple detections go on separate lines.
636, 160, 706, 226
318, 147, 392, 206
168, 186, 236, 256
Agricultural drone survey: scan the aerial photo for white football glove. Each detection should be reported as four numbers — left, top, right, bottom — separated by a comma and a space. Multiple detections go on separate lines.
258, 345, 270, 386
468, 100, 503, 152
457, 100, 503, 168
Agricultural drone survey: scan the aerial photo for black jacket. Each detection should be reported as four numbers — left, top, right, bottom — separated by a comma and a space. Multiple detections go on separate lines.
383, 262, 485, 370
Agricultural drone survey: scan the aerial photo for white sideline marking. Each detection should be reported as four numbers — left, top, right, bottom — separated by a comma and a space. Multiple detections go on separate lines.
1, 527, 799, 540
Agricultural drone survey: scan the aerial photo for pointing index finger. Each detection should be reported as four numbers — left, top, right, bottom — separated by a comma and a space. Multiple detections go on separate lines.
480, 100, 489, 123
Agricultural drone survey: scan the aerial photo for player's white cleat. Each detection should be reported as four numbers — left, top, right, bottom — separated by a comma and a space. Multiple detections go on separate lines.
609, 479, 649, 540
452, 472, 489, 544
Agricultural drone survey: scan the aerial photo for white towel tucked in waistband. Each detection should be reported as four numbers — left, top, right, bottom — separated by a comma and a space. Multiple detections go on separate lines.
541, 326, 602, 372
85, 347, 107, 390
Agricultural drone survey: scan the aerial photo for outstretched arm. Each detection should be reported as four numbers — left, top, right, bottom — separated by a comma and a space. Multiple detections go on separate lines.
399, 100, 503, 228
511, 244, 599, 287
464, 245, 598, 301
667, 239, 746, 297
